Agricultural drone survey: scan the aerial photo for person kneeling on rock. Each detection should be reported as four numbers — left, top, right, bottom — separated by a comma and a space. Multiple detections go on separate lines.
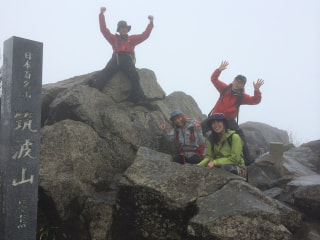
161, 109, 205, 164
198, 113, 247, 178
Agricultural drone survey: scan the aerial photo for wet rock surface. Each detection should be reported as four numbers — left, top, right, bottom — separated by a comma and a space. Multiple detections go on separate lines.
34, 69, 320, 239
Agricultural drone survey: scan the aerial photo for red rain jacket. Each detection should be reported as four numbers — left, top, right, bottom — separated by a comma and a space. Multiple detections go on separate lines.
210, 69, 262, 120
99, 13, 153, 58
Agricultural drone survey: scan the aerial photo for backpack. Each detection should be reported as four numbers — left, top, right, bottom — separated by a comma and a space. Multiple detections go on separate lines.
208, 84, 244, 124
174, 124, 205, 163
225, 133, 249, 181
225, 132, 253, 166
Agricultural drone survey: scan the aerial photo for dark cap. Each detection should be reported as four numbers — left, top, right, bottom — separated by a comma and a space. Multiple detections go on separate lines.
170, 109, 184, 121
207, 113, 227, 127
117, 20, 131, 32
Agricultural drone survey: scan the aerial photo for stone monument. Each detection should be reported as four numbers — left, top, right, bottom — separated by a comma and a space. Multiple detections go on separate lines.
0, 36, 43, 240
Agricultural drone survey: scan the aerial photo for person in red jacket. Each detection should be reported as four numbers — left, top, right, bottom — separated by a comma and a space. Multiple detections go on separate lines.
202, 60, 264, 165
88, 6, 154, 104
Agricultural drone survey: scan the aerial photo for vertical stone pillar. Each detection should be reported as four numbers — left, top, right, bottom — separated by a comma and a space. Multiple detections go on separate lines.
0, 36, 43, 240
269, 142, 284, 157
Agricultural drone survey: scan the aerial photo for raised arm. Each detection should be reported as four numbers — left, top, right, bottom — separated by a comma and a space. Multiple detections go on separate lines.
99, 6, 115, 45
253, 79, 264, 92
211, 60, 229, 92
129, 15, 154, 46
218, 60, 229, 72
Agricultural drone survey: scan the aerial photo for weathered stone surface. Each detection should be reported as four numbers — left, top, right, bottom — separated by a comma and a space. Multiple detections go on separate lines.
40, 120, 116, 221
249, 146, 319, 189
189, 181, 299, 240
240, 121, 290, 159
298, 140, 320, 173
0, 36, 43, 240
162, 91, 206, 121
37, 68, 319, 239
248, 146, 320, 234
293, 219, 320, 240
41, 71, 97, 126
282, 148, 319, 176
138, 68, 166, 100
278, 175, 320, 220
111, 147, 300, 240
82, 196, 114, 240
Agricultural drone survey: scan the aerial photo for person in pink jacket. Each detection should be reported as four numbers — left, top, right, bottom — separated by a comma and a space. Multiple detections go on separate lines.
88, 6, 154, 104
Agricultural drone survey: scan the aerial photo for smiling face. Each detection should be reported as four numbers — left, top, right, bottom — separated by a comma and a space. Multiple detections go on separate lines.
118, 26, 129, 36
173, 114, 186, 128
211, 119, 226, 134
231, 78, 245, 92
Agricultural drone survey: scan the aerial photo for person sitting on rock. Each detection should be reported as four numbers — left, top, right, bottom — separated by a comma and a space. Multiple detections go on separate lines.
201, 60, 264, 166
161, 109, 205, 164
88, 6, 154, 104
198, 113, 247, 178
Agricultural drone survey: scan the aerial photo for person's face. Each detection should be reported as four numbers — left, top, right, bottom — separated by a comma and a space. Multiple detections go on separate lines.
173, 115, 184, 127
211, 120, 225, 134
231, 78, 245, 92
119, 26, 129, 35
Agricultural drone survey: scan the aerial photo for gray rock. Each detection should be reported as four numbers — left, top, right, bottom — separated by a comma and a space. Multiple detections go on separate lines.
284, 147, 320, 174
163, 91, 206, 121
279, 175, 320, 219
37, 68, 315, 239
241, 121, 290, 159
248, 149, 318, 190
189, 181, 298, 240
111, 147, 300, 240
40, 120, 116, 219
301, 140, 320, 172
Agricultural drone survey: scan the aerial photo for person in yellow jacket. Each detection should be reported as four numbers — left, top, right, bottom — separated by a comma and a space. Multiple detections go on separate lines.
198, 113, 246, 177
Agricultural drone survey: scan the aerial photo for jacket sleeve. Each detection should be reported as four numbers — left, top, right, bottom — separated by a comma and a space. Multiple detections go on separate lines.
198, 140, 212, 166
213, 134, 244, 167
165, 129, 175, 143
129, 22, 154, 46
211, 69, 228, 93
241, 90, 262, 105
99, 13, 116, 45
195, 128, 205, 146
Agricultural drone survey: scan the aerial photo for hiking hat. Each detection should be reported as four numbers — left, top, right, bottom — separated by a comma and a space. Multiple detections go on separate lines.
170, 109, 184, 121
235, 75, 247, 85
117, 20, 131, 32
207, 113, 228, 127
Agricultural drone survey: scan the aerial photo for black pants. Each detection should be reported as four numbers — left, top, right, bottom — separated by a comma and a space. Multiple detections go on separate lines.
173, 154, 201, 164
221, 164, 238, 175
89, 53, 145, 101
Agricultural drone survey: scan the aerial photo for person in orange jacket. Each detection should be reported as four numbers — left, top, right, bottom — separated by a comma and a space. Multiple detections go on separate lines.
202, 61, 264, 165
88, 6, 154, 104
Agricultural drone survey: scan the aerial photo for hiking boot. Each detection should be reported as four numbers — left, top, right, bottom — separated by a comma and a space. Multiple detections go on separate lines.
86, 78, 105, 91
221, 165, 238, 175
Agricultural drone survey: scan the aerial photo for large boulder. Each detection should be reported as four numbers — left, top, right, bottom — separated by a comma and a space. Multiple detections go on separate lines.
240, 121, 290, 159
40, 120, 116, 219
38, 69, 208, 238
111, 147, 301, 240
249, 146, 319, 190
301, 140, 320, 172
248, 144, 320, 239
37, 68, 314, 239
